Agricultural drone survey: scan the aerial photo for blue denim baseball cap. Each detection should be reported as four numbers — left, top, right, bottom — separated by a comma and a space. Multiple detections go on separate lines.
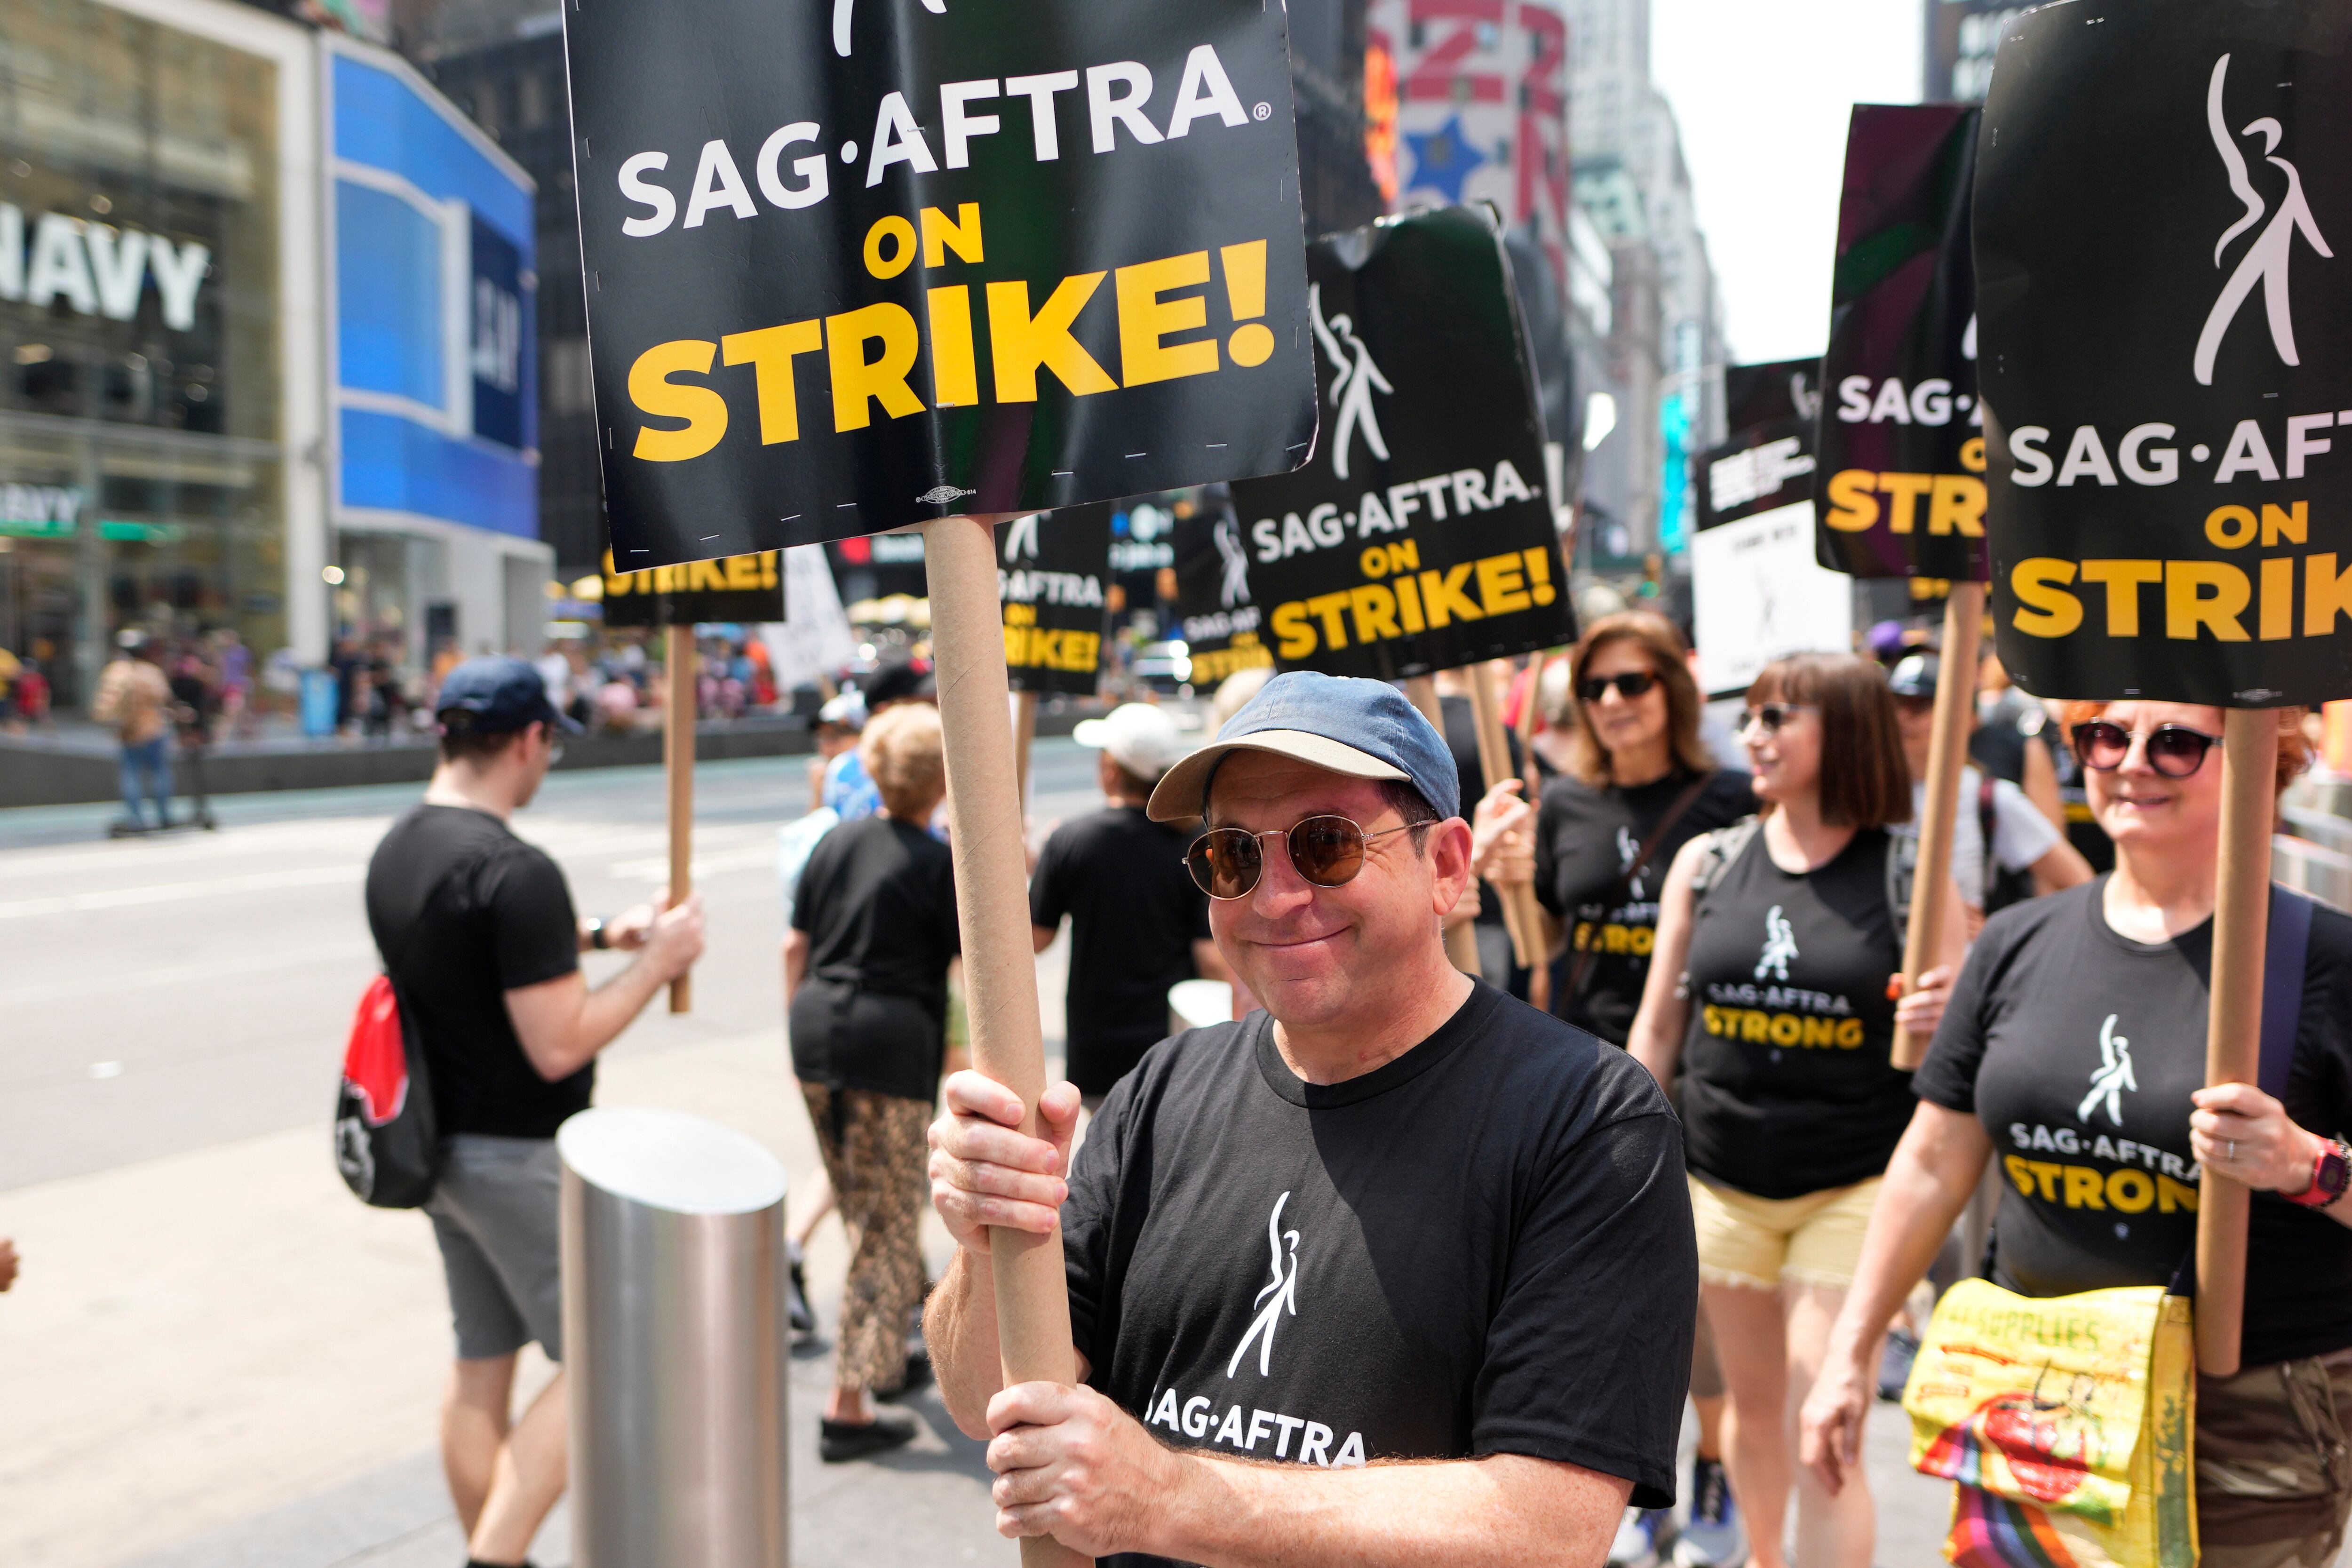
1146, 670, 1458, 822
435, 655, 583, 734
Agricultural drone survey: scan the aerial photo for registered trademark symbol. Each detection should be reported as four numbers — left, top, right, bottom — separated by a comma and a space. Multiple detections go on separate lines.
1253, 102, 1271, 121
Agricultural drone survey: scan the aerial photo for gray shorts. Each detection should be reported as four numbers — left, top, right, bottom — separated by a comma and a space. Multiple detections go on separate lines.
425, 1135, 564, 1363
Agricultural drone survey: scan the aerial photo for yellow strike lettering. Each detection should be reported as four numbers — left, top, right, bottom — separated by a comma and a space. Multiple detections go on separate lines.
686, 559, 729, 592
1476, 553, 1532, 615
863, 215, 916, 279
1928, 475, 1986, 536
1394, 574, 1425, 633
2263, 557, 2295, 640
1824, 469, 1879, 533
1271, 602, 1316, 661
2165, 560, 2250, 641
2264, 501, 2308, 547
2027, 1161, 2064, 1202
652, 564, 681, 592
2063, 1166, 2107, 1209
920, 203, 984, 267
2107, 1168, 2155, 1213
2207, 505, 2257, 549
825, 303, 926, 432
2157, 1174, 2199, 1213
1305, 592, 1352, 650
1389, 540, 1421, 573
760, 551, 778, 589
1417, 565, 1485, 627
1879, 472, 1934, 534
2005, 1154, 2036, 1196
628, 339, 729, 462
726, 554, 760, 590
1116, 250, 1219, 388
926, 286, 979, 407
987, 274, 1119, 401
720, 319, 823, 445
2307, 555, 2352, 636
1348, 584, 1400, 643
2079, 559, 2162, 636
2010, 558, 2083, 638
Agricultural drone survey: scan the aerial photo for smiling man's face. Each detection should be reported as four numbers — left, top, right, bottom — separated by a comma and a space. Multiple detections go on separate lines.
1202, 751, 1464, 1034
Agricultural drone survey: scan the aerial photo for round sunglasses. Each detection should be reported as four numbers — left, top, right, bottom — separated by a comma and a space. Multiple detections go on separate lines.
1739, 701, 1815, 737
1579, 670, 1659, 703
1185, 815, 1422, 900
2070, 719, 2219, 779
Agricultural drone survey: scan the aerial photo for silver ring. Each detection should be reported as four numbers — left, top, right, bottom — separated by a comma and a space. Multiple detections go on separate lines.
2227, 1138, 2238, 1162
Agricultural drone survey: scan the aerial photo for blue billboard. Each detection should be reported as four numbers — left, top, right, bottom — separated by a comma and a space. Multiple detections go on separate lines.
326, 40, 536, 539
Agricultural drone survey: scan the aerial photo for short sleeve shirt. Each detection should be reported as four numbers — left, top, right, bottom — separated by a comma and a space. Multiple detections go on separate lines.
1061, 982, 1697, 1568
789, 815, 961, 1098
1909, 768, 2061, 908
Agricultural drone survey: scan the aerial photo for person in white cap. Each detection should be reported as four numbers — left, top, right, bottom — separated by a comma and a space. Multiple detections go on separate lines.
1032, 703, 1230, 1108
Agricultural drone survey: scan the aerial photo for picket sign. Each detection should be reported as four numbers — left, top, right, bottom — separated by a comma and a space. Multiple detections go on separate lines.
1406, 675, 1484, 976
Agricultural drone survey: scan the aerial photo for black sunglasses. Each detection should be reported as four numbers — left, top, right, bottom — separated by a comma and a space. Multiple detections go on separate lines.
1580, 670, 1659, 703
1740, 701, 1814, 736
2071, 720, 2219, 779
1185, 815, 1422, 900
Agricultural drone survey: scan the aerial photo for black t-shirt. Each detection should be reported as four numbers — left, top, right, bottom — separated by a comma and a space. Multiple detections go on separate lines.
790, 815, 961, 1101
1030, 805, 1210, 1097
364, 804, 585, 1139
1535, 768, 1755, 1045
1062, 982, 1695, 1568
1679, 824, 1910, 1198
1915, 881, 2352, 1366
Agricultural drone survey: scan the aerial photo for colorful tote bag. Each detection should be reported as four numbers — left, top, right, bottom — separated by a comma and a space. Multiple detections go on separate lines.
1903, 1280, 2196, 1568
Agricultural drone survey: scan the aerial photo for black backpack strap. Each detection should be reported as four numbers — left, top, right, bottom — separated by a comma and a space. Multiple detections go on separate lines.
1689, 816, 1762, 899
1978, 775, 2001, 905
1883, 822, 1919, 940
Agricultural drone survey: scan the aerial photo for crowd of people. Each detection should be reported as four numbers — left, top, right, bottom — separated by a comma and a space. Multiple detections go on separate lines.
356, 613, 2352, 1568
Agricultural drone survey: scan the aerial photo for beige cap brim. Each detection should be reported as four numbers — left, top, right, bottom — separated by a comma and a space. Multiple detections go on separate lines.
1145, 730, 1409, 822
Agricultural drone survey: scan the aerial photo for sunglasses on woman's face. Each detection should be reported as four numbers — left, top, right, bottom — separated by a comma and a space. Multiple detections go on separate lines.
1579, 670, 1659, 703
1185, 814, 1422, 900
1740, 702, 1814, 737
2070, 719, 2220, 779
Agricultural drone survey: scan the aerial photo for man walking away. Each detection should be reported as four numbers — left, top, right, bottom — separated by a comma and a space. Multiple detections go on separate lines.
1031, 703, 1227, 1108
365, 656, 703, 1568
93, 631, 174, 832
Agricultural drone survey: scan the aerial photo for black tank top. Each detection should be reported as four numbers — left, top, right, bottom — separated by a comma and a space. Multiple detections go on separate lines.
1679, 823, 1912, 1198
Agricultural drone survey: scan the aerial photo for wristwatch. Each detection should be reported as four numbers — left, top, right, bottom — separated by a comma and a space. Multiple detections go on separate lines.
586, 917, 610, 951
2284, 1136, 2352, 1209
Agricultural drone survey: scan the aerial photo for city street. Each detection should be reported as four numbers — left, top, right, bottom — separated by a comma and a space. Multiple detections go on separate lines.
0, 739, 1948, 1568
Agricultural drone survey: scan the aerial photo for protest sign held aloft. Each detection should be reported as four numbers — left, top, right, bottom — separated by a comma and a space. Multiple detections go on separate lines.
1816, 104, 1989, 585
1169, 491, 1273, 688
1000, 507, 1111, 695
1977, 1, 2352, 707
1692, 419, 1853, 699
561, 0, 1318, 570
1726, 358, 1824, 440
1229, 206, 1573, 680
600, 548, 787, 627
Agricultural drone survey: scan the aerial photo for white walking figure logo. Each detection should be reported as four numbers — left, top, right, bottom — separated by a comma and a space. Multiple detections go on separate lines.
833, 0, 946, 57
1002, 512, 1041, 562
2079, 1014, 2137, 1126
1616, 826, 1648, 899
1755, 905, 1797, 982
1213, 517, 1253, 609
2193, 53, 2333, 387
1309, 284, 1392, 483
1228, 1191, 1300, 1378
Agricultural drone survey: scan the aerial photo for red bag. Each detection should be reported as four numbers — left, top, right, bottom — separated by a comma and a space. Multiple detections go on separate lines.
333, 974, 441, 1207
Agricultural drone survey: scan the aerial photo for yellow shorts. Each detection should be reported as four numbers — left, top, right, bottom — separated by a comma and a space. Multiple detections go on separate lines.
1689, 1173, 1883, 1291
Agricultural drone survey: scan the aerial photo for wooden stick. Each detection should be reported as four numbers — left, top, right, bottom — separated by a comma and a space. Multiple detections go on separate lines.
1012, 688, 1039, 815
663, 621, 695, 1014
1466, 660, 1543, 971
1891, 581, 1982, 1068
922, 515, 1090, 1568
2195, 707, 2278, 1377
1407, 675, 1484, 975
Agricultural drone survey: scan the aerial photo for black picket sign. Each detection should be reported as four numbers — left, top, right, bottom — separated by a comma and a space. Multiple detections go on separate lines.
559, 0, 1319, 570
1726, 358, 1824, 440
599, 549, 787, 627
999, 506, 1112, 696
1977, 0, 2352, 707
1169, 493, 1273, 689
1816, 103, 1989, 584
1227, 207, 1573, 680
1695, 416, 1817, 534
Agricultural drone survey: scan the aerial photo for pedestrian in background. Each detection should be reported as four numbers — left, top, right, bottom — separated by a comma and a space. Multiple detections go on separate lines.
1030, 702, 1225, 1109
784, 701, 961, 1462
93, 630, 174, 833
1627, 652, 1965, 1568
364, 656, 703, 1568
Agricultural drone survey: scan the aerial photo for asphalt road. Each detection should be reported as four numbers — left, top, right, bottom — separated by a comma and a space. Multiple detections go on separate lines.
0, 738, 1949, 1567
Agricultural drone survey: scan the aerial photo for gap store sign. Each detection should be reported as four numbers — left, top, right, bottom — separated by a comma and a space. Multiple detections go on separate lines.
326, 38, 536, 539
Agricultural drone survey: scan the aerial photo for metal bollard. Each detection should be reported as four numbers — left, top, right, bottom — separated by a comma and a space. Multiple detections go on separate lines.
559, 1106, 791, 1568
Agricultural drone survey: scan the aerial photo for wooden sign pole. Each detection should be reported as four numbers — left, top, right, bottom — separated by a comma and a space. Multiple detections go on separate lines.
923, 515, 1089, 1568
1891, 581, 1983, 1068
2194, 708, 2278, 1377
1013, 688, 1039, 815
663, 621, 695, 1014
1406, 675, 1484, 975
1467, 660, 1543, 971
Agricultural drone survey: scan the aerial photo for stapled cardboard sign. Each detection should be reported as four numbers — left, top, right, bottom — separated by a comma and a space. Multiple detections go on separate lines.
561, 0, 1319, 569
1000, 507, 1112, 696
1816, 104, 1991, 585
600, 549, 787, 627
1228, 206, 1573, 680
1977, 0, 2352, 706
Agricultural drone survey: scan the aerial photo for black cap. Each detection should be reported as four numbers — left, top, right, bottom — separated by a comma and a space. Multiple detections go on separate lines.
1887, 652, 1940, 700
435, 655, 582, 734
862, 658, 936, 706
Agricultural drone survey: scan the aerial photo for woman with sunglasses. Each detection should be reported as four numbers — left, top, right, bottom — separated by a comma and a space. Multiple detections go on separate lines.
1626, 652, 1967, 1568
1801, 702, 2352, 1568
